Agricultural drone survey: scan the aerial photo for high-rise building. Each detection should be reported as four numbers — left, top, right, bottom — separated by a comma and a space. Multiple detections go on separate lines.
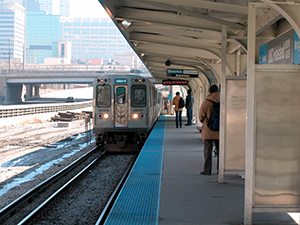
26, 10, 60, 63
59, 0, 69, 17
1, 0, 23, 4
0, 2, 26, 62
39, 0, 52, 14
25, 0, 41, 11
61, 17, 131, 62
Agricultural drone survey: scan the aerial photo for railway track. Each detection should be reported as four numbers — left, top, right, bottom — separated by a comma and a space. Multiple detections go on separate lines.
0, 145, 137, 225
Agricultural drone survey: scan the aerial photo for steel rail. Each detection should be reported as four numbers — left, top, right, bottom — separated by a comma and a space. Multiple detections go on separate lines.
17, 150, 106, 225
0, 146, 101, 221
95, 153, 139, 225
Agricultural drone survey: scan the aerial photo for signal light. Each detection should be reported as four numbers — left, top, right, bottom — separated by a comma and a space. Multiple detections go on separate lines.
132, 113, 139, 119
103, 113, 110, 119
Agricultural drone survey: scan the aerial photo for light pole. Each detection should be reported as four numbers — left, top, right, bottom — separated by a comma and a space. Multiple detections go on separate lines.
9, 37, 14, 74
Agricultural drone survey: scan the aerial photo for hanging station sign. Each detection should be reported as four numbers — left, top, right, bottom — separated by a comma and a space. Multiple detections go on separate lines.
166, 69, 198, 78
162, 80, 188, 85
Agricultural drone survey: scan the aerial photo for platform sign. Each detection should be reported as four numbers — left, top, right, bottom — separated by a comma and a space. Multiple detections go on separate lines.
162, 80, 188, 85
259, 43, 267, 64
294, 30, 300, 64
167, 69, 198, 77
1, 95, 5, 101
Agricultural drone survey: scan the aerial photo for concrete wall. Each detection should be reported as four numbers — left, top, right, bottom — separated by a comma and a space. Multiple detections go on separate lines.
0, 77, 23, 105
6, 83, 23, 104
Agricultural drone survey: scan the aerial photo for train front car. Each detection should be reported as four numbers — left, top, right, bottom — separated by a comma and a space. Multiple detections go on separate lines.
93, 74, 161, 152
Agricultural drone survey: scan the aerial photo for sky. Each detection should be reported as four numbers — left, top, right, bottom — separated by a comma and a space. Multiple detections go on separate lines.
70, 0, 108, 18
52, 0, 108, 18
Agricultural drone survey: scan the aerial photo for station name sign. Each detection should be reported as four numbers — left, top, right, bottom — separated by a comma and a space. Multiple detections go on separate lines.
167, 69, 198, 78
162, 80, 188, 85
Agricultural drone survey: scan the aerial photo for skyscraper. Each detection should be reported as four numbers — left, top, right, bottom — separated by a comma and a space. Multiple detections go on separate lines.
61, 17, 131, 62
26, 10, 60, 63
26, 0, 41, 11
0, 2, 26, 62
59, 0, 69, 17
39, 0, 52, 14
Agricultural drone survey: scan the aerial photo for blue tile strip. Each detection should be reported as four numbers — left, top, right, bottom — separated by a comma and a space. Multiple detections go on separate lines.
104, 116, 166, 225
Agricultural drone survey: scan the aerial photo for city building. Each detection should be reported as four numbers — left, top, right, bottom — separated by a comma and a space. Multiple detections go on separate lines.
1, 0, 22, 4
59, 0, 69, 17
114, 51, 143, 69
61, 17, 132, 63
39, 0, 52, 14
25, 0, 41, 11
57, 40, 71, 61
26, 10, 60, 63
0, 2, 26, 63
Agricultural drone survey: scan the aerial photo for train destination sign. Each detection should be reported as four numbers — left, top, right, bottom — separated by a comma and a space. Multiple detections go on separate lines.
167, 69, 198, 78
162, 80, 188, 85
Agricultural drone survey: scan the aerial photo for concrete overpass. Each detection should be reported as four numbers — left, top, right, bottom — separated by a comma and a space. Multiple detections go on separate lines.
0, 70, 152, 105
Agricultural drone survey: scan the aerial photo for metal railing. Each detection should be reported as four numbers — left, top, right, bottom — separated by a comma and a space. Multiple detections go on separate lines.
0, 101, 92, 119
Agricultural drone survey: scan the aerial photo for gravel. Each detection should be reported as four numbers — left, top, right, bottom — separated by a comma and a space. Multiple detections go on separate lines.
0, 118, 95, 210
28, 154, 134, 225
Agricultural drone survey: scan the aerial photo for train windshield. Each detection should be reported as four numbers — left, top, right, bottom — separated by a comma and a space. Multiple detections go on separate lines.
131, 85, 146, 107
116, 87, 126, 104
96, 85, 111, 107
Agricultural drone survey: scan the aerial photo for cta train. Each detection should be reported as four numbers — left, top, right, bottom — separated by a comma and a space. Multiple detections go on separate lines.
93, 74, 163, 152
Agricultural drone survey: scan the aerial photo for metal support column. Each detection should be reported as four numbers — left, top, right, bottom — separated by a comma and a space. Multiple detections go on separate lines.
244, 2, 257, 225
218, 25, 227, 184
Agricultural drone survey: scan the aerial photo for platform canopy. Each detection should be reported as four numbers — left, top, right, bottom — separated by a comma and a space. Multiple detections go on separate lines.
96, 0, 294, 87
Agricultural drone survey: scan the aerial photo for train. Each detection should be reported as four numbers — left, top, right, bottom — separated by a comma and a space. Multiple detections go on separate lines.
93, 74, 163, 152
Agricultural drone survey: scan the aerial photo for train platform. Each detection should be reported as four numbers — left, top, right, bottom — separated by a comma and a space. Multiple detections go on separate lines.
104, 115, 299, 225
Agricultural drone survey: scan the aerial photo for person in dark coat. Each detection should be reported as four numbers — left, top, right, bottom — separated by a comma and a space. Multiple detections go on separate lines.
172, 92, 183, 128
185, 89, 194, 126
198, 84, 220, 175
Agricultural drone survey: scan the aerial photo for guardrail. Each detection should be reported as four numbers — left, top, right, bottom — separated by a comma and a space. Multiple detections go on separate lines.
0, 101, 92, 119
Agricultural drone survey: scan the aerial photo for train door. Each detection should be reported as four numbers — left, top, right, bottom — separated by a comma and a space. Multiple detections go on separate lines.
114, 84, 128, 127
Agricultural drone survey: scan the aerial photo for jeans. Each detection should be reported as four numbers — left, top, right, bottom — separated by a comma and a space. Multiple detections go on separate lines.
187, 108, 193, 125
175, 111, 182, 128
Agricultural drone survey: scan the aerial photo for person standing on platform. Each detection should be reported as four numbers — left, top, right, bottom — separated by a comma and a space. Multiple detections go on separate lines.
198, 84, 220, 175
172, 92, 183, 128
185, 89, 194, 126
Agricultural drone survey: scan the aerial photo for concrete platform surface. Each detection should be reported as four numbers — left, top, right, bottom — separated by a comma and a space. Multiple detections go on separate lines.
159, 115, 299, 225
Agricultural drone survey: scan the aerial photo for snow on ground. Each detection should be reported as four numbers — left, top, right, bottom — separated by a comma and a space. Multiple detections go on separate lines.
0, 88, 95, 209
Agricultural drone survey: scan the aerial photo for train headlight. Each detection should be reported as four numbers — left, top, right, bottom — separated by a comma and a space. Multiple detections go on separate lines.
103, 113, 110, 119
132, 113, 139, 119
140, 113, 145, 118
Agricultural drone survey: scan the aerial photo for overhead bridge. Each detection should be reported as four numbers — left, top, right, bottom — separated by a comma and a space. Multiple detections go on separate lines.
0, 70, 152, 105
0, 72, 101, 105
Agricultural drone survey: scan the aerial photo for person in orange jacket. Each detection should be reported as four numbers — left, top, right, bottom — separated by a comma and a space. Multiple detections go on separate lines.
172, 92, 183, 128
198, 84, 220, 175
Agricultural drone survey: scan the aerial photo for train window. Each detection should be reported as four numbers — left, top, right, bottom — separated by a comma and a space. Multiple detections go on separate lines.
131, 85, 146, 107
96, 85, 111, 107
116, 87, 126, 104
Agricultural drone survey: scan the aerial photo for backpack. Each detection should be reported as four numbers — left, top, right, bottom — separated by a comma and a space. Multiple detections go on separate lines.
207, 99, 220, 131
179, 97, 185, 108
